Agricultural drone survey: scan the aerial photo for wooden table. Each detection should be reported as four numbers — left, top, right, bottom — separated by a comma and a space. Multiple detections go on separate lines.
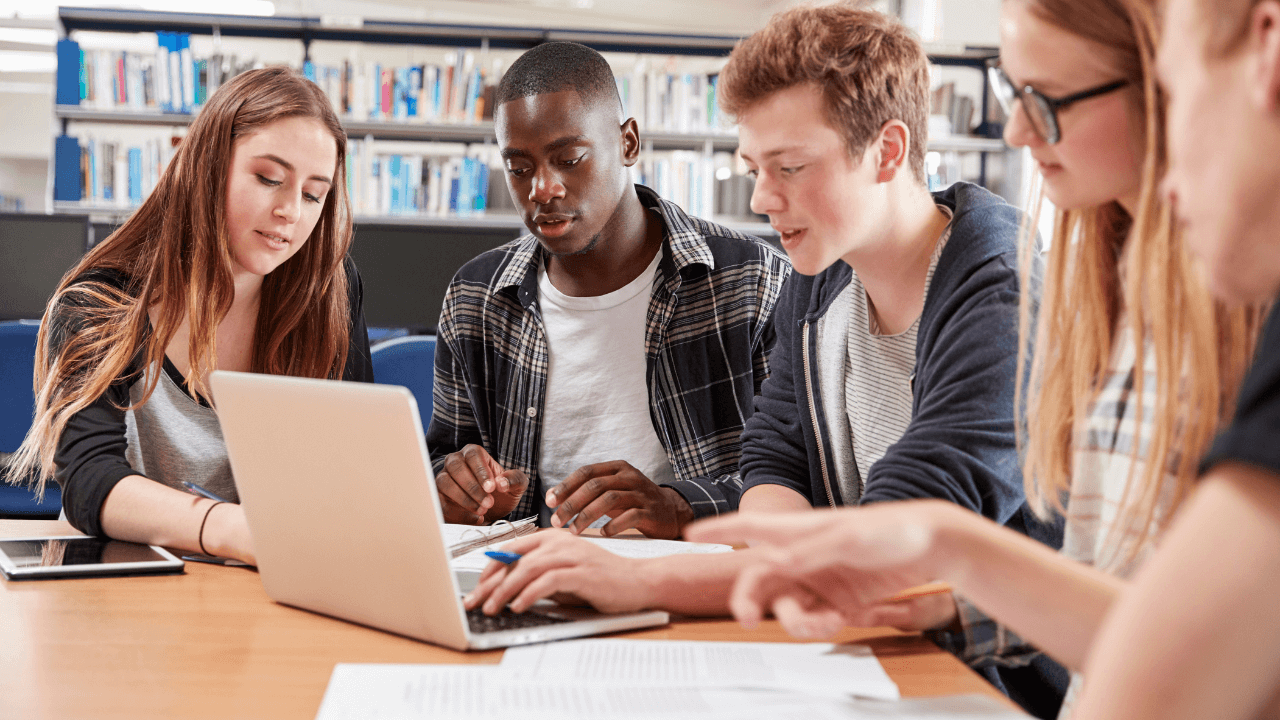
1, 520, 1011, 719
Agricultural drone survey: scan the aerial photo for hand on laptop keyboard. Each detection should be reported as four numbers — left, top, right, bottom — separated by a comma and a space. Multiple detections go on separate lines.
465, 606, 572, 634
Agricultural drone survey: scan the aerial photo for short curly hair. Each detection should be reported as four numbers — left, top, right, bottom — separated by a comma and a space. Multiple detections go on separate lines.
495, 41, 622, 111
719, 3, 931, 183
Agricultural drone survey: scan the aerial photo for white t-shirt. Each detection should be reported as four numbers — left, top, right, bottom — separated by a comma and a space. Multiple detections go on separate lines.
536, 247, 675, 526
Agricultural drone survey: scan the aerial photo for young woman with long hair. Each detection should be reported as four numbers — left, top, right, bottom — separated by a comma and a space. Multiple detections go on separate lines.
687, 0, 1263, 711
5, 66, 373, 566
1075, 0, 1280, 716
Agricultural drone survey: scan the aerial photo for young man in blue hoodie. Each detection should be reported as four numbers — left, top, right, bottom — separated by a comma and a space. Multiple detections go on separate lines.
465, 5, 1064, 715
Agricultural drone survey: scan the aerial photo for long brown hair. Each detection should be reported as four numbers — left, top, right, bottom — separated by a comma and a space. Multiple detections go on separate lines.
1017, 0, 1263, 556
8, 66, 354, 496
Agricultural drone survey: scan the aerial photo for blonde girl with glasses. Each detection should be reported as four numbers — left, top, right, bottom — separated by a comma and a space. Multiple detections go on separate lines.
688, 0, 1263, 715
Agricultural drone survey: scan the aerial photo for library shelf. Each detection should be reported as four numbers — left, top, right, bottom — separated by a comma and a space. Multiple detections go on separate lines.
50, 202, 777, 238
54, 107, 1004, 155
54, 106, 743, 151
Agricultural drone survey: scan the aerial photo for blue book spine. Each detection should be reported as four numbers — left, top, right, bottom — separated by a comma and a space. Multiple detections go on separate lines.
78, 49, 87, 102
87, 138, 98, 201
389, 155, 402, 213
56, 38, 82, 106
128, 148, 142, 204
393, 67, 408, 120
303, 61, 316, 82
449, 167, 460, 215
401, 157, 412, 212
455, 159, 469, 218
475, 161, 489, 213
432, 69, 441, 119
53, 135, 83, 202
466, 157, 479, 217
407, 66, 421, 117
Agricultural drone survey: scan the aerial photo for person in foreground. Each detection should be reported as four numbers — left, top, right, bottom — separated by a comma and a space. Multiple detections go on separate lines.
684, 0, 1263, 713
466, 5, 1073, 714
1069, 0, 1280, 717
470, 1, 1263, 717
426, 42, 790, 539
3, 67, 374, 566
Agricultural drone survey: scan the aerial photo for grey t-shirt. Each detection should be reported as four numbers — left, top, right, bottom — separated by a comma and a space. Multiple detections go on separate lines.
50, 262, 374, 537
818, 206, 953, 503
124, 363, 238, 503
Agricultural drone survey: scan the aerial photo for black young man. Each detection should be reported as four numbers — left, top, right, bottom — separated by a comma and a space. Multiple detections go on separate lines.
425, 42, 790, 539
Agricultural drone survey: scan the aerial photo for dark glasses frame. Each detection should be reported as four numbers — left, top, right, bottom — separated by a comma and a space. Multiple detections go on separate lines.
986, 60, 1129, 145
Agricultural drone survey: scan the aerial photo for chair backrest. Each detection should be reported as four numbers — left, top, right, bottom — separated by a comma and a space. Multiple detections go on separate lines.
370, 335, 436, 431
0, 321, 39, 453
0, 321, 61, 518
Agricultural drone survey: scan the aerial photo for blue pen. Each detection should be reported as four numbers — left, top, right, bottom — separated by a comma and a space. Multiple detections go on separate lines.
485, 550, 522, 565
182, 481, 230, 503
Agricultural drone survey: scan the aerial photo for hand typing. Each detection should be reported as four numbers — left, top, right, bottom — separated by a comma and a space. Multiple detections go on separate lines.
463, 530, 656, 615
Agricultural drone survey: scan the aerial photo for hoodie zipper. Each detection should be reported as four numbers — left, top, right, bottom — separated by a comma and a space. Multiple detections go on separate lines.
801, 321, 837, 509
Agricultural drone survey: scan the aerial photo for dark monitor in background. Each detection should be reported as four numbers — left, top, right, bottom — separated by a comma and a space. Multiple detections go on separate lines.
0, 214, 91, 321
349, 223, 518, 334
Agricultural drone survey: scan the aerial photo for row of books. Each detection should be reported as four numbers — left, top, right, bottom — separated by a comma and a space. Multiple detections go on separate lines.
631, 151, 736, 220
346, 141, 494, 217
932, 81, 981, 136
303, 54, 498, 125
53, 135, 178, 206
618, 70, 728, 136
0, 194, 25, 213
56, 35, 731, 134
346, 143, 757, 223
59, 35, 242, 114
51, 131, 762, 224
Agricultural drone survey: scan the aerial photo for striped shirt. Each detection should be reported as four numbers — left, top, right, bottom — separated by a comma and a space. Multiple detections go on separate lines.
425, 185, 792, 522
841, 211, 952, 498
935, 311, 1176, 720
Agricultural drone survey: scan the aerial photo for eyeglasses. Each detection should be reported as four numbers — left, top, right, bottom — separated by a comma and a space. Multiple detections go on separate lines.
986, 60, 1129, 145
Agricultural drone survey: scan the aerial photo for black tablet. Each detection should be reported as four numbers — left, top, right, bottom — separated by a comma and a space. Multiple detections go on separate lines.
0, 536, 184, 580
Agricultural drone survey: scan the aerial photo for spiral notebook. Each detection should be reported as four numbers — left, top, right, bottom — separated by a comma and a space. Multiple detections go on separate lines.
444, 516, 538, 558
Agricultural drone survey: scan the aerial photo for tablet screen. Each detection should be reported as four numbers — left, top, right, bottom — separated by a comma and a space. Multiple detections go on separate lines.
0, 537, 169, 568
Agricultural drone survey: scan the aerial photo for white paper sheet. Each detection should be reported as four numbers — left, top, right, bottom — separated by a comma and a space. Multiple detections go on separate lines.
449, 534, 733, 573
314, 665, 1024, 720
500, 639, 900, 700
315, 664, 826, 720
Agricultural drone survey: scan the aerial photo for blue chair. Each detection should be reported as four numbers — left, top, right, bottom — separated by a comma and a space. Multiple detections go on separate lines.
370, 335, 436, 431
0, 321, 62, 518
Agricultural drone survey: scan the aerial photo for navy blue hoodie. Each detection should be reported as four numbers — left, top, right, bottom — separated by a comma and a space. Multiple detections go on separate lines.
738, 181, 1066, 718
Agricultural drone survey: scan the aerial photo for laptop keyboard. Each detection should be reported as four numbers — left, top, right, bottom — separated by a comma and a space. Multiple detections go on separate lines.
466, 606, 574, 635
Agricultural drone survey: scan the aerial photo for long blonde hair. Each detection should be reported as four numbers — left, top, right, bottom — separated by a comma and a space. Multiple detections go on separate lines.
1017, 0, 1263, 553
7, 66, 355, 497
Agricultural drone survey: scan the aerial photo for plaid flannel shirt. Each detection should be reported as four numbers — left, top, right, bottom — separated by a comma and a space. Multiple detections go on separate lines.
925, 595, 1040, 668
426, 185, 792, 523
928, 312, 1168, 679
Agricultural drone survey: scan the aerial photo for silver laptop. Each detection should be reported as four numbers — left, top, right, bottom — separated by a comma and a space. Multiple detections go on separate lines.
209, 370, 669, 651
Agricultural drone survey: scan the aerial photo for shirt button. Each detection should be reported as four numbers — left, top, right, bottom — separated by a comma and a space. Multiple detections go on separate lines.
526, 406, 537, 418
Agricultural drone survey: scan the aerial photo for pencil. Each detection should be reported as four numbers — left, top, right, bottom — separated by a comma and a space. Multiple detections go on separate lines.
885, 581, 952, 603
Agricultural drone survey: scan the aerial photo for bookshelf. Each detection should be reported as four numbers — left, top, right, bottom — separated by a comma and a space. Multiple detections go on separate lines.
47, 7, 1013, 329
52, 105, 1003, 154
